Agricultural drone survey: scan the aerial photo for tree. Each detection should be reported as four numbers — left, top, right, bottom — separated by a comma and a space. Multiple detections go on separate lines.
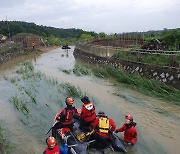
46, 35, 61, 46
99, 32, 106, 38
78, 34, 93, 41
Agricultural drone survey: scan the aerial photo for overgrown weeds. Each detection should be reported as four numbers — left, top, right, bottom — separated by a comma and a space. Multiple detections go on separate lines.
92, 66, 180, 105
73, 64, 90, 76
0, 126, 11, 153
9, 95, 30, 116
7, 61, 84, 116
61, 83, 83, 98
112, 50, 179, 67
60, 64, 90, 76
62, 69, 71, 74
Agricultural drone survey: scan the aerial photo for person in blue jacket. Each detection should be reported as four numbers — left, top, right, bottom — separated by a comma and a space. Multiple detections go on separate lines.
43, 136, 68, 154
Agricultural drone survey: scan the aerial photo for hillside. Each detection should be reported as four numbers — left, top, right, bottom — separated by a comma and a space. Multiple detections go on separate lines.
0, 21, 96, 39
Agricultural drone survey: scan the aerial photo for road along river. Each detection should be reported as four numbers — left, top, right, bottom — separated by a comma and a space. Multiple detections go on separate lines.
0, 47, 179, 154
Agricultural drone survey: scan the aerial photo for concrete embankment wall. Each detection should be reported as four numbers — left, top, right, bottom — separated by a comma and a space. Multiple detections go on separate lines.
74, 47, 180, 89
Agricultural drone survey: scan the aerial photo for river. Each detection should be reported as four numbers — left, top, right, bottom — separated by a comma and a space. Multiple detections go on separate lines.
0, 47, 179, 154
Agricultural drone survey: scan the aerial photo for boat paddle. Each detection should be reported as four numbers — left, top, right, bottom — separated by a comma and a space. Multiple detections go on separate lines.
46, 121, 57, 135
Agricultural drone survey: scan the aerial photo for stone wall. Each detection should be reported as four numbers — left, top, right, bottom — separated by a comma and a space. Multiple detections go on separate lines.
74, 48, 180, 89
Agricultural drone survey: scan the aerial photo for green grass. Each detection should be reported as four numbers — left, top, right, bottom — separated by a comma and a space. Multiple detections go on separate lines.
92, 67, 110, 78
8, 61, 85, 116
61, 38, 77, 46
73, 64, 90, 76
140, 54, 172, 66
0, 126, 11, 153
61, 83, 83, 98
45, 76, 59, 86
60, 64, 91, 76
112, 50, 137, 62
10, 95, 30, 116
16, 61, 34, 74
18, 86, 37, 104
112, 50, 180, 67
92, 66, 180, 105
62, 69, 71, 74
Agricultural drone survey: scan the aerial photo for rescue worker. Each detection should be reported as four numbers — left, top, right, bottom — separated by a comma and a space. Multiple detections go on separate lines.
80, 96, 97, 130
32, 42, 35, 49
52, 97, 78, 138
92, 111, 116, 149
115, 114, 137, 146
43, 136, 68, 154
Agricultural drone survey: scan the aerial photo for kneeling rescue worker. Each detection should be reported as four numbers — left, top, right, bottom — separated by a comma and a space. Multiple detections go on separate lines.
115, 114, 137, 146
52, 97, 78, 138
80, 96, 97, 129
43, 136, 68, 154
92, 111, 116, 149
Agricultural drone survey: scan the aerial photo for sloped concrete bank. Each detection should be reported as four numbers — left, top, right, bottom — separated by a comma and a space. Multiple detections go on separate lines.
74, 48, 180, 89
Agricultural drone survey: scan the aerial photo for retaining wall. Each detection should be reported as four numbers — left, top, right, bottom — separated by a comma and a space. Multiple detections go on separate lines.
74, 48, 180, 89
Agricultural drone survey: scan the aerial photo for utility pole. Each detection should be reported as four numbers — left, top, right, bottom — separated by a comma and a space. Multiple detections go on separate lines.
6, 15, 11, 41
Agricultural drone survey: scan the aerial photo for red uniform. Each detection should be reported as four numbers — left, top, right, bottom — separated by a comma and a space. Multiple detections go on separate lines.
56, 106, 78, 125
45, 145, 60, 154
95, 117, 116, 138
52, 106, 78, 138
80, 102, 96, 126
117, 123, 137, 144
59, 107, 77, 125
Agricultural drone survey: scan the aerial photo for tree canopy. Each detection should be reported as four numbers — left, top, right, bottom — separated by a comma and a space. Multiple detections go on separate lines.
0, 21, 97, 39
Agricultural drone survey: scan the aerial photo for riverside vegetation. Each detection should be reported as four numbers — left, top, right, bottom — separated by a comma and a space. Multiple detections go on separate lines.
112, 50, 180, 67
0, 126, 11, 153
4, 62, 84, 117
63, 63, 180, 105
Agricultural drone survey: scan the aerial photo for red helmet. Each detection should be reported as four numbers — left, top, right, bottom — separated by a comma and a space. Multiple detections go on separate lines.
47, 136, 56, 148
66, 97, 74, 105
125, 114, 133, 121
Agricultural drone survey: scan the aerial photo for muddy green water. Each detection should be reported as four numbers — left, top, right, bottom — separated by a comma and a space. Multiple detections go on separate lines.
0, 47, 180, 154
